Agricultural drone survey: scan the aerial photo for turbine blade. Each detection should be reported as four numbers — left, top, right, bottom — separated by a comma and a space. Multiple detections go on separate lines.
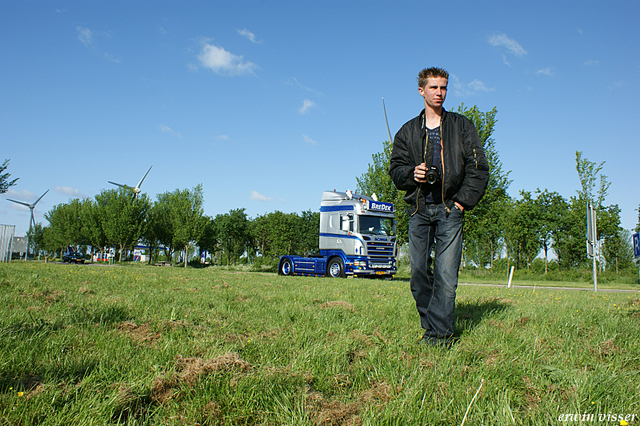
33, 189, 49, 206
135, 166, 152, 190
108, 181, 126, 188
6, 198, 31, 208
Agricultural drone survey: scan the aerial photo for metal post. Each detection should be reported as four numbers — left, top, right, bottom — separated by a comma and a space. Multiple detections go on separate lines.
587, 203, 597, 292
592, 246, 598, 292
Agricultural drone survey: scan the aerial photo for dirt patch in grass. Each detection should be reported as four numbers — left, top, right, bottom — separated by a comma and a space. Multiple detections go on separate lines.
28, 289, 66, 304
163, 319, 189, 331
595, 339, 620, 357
152, 353, 252, 404
117, 322, 162, 346
305, 382, 394, 425
320, 301, 354, 311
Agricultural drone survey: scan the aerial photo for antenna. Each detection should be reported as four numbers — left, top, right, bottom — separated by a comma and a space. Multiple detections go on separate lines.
382, 98, 393, 144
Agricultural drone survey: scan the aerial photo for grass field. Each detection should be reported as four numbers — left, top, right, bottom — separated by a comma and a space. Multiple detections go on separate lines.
1, 262, 639, 425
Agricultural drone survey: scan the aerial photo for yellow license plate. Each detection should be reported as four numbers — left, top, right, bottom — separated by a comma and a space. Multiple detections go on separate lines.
376, 271, 386, 275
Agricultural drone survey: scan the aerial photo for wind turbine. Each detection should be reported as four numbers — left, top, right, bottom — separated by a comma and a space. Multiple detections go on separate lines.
108, 166, 152, 200
6, 189, 49, 259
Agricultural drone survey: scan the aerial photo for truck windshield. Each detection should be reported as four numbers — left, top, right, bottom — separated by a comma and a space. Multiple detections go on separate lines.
358, 215, 395, 236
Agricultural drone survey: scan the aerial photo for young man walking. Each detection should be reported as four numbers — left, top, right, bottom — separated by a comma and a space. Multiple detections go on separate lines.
389, 67, 489, 346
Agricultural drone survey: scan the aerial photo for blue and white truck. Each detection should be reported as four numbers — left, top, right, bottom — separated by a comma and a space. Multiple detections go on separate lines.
278, 190, 397, 278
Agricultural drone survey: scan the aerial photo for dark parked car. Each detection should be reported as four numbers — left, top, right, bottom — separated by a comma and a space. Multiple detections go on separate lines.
62, 251, 85, 264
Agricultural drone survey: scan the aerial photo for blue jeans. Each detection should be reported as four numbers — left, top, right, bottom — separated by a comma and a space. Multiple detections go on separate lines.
409, 203, 463, 339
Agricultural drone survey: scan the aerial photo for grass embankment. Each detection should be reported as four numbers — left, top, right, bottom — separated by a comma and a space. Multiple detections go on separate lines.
1, 262, 639, 425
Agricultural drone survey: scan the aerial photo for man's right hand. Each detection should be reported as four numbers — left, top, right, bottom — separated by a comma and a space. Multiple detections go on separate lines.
414, 163, 428, 183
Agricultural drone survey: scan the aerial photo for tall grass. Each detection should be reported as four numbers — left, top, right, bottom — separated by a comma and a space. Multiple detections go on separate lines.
0, 262, 638, 425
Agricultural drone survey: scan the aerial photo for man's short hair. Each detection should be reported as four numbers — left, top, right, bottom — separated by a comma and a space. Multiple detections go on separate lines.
418, 67, 449, 88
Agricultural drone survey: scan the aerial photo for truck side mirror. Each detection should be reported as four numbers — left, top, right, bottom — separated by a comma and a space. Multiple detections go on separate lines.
341, 214, 353, 232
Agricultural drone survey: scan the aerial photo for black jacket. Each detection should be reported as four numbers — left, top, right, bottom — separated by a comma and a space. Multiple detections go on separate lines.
389, 108, 489, 215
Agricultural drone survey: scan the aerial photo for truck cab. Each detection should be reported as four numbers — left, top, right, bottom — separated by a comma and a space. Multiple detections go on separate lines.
279, 190, 397, 278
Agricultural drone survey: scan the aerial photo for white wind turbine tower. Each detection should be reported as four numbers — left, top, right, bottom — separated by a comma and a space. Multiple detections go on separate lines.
6, 189, 49, 259
108, 166, 152, 200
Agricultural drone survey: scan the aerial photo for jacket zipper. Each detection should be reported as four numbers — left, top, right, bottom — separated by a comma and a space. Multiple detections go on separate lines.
440, 117, 449, 213
412, 126, 428, 216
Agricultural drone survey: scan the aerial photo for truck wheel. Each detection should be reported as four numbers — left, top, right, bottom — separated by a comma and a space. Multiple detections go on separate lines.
280, 258, 293, 276
327, 258, 345, 278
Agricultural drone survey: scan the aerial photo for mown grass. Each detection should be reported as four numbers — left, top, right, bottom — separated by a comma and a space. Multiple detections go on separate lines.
0, 262, 639, 425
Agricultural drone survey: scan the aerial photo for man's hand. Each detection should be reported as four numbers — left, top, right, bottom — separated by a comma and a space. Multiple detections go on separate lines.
414, 163, 428, 183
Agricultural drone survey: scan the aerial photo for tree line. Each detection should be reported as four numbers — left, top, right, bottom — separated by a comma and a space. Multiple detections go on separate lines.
11, 103, 639, 274
357, 104, 636, 274
29, 184, 320, 267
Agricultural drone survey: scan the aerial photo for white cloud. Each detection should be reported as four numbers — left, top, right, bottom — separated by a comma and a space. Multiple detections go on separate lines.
214, 134, 229, 140
302, 135, 317, 146
536, 67, 554, 76
299, 99, 316, 114
105, 52, 121, 63
5, 189, 36, 202
467, 80, 493, 92
250, 191, 273, 201
285, 78, 323, 96
54, 186, 86, 198
196, 42, 258, 76
159, 124, 183, 138
450, 75, 494, 97
607, 80, 624, 90
77, 27, 94, 47
488, 33, 527, 56
584, 59, 600, 67
502, 55, 511, 67
238, 28, 261, 43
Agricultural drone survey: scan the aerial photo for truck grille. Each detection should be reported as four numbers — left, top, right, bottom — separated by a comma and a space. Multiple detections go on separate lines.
366, 241, 394, 257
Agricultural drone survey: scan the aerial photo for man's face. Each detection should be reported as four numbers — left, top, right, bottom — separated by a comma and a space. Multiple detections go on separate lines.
418, 76, 448, 110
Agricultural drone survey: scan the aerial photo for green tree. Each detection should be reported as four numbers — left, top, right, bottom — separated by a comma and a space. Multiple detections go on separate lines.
554, 196, 588, 269
80, 198, 107, 259
457, 104, 512, 269
216, 208, 251, 266
575, 151, 610, 206
504, 191, 542, 269
252, 211, 301, 260
140, 202, 159, 264
555, 152, 615, 270
534, 189, 568, 273
197, 216, 218, 263
298, 209, 320, 256
149, 196, 176, 262
26, 222, 45, 258
96, 188, 150, 262
158, 185, 206, 267
0, 159, 18, 194
44, 199, 84, 256
602, 228, 633, 274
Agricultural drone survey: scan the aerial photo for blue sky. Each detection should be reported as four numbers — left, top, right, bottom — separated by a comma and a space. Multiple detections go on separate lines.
1, 1, 639, 237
